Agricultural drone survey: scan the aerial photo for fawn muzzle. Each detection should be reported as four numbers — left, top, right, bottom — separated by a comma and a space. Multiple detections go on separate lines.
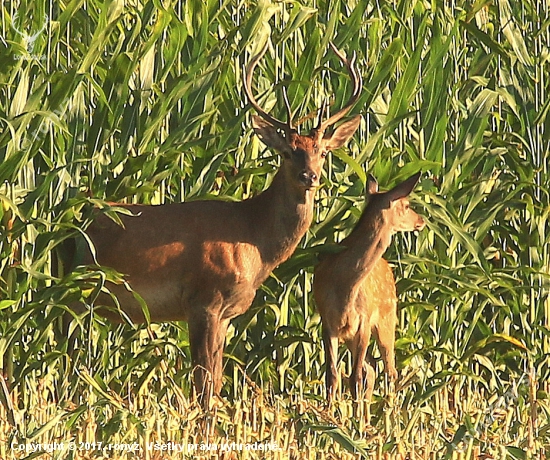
415, 216, 426, 231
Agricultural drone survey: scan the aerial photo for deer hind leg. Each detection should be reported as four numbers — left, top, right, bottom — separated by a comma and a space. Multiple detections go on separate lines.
348, 325, 371, 400
373, 302, 397, 381
323, 326, 339, 403
364, 354, 376, 402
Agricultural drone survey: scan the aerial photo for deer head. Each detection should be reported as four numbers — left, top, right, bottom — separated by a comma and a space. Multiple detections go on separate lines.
365, 172, 426, 236
244, 43, 362, 193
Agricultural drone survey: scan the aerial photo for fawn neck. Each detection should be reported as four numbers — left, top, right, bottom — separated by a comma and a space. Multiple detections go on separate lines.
337, 206, 393, 287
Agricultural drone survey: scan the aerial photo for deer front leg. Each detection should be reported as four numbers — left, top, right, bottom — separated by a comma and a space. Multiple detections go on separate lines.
212, 318, 230, 395
323, 327, 339, 402
348, 326, 371, 400
188, 313, 223, 408
373, 304, 397, 381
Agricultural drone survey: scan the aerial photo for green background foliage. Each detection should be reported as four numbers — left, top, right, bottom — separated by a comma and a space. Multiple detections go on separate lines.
0, 0, 549, 457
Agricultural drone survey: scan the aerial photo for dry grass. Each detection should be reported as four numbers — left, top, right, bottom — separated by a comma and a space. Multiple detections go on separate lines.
1, 365, 548, 459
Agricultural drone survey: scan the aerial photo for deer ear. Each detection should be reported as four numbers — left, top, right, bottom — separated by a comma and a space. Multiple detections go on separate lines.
252, 116, 292, 156
387, 172, 421, 201
366, 174, 378, 196
323, 115, 361, 151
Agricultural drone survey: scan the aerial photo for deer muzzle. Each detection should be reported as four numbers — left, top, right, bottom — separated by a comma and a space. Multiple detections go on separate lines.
415, 216, 426, 231
299, 171, 319, 189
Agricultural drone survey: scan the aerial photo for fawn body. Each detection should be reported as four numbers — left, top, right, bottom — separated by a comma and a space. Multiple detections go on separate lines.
313, 173, 425, 400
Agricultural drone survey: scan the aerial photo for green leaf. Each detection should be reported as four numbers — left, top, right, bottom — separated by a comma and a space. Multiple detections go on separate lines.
307, 425, 369, 457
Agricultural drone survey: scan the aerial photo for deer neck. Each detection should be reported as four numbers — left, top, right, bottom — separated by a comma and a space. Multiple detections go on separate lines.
247, 169, 315, 271
337, 210, 393, 287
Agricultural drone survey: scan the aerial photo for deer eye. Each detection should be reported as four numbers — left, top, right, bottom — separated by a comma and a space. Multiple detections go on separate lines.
321, 151, 328, 159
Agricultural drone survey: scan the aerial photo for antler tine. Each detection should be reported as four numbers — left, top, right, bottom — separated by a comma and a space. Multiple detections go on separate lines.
244, 42, 292, 133
317, 42, 363, 132
315, 99, 328, 130
282, 86, 295, 131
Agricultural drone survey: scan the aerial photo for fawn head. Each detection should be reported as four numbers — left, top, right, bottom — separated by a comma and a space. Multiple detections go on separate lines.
245, 43, 362, 192
366, 172, 426, 234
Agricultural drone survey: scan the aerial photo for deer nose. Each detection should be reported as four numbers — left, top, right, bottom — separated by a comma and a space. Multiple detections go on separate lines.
415, 217, 426, 231
299, 171, 318, 188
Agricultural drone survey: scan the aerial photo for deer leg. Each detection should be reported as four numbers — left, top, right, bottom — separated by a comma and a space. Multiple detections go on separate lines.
212, 318, 230, 395
323, 326, 339, 402
188, 313, 222, 408
374, 305, 397, 381
364, 354, 376, 402
349, 325, 371, 400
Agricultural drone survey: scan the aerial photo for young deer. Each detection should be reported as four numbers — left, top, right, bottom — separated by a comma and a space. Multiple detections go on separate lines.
71, 43, 362, 406
313, 172, 425, 401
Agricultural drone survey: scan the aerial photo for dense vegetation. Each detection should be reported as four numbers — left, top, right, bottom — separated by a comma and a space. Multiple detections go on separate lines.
0, 0, 549, 458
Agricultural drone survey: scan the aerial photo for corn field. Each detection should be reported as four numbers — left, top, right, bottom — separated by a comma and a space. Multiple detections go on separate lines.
0, 0, 549, 458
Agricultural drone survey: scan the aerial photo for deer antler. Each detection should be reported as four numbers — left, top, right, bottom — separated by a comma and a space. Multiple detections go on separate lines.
316, 43, 362, 133
245, 42, 361, 136
244, 42, 295, 135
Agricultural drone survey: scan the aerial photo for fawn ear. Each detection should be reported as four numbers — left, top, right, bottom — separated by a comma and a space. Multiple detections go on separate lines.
323, 115, 361, 151
252, 116, 292, 157
387, 172, 421, 201
366, 174, 378, 196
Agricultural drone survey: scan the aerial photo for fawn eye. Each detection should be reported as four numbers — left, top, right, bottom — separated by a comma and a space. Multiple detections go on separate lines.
321, 151, 328, 158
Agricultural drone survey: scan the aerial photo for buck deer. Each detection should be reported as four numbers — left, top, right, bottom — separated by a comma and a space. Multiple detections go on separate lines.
313, 172, 425, 402
70, 43, 362, 406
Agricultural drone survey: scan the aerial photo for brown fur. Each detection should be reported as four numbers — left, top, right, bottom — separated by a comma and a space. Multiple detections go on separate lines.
70, 43, 363, 407
75, 115, 361, 406
313, 172, 425, 401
